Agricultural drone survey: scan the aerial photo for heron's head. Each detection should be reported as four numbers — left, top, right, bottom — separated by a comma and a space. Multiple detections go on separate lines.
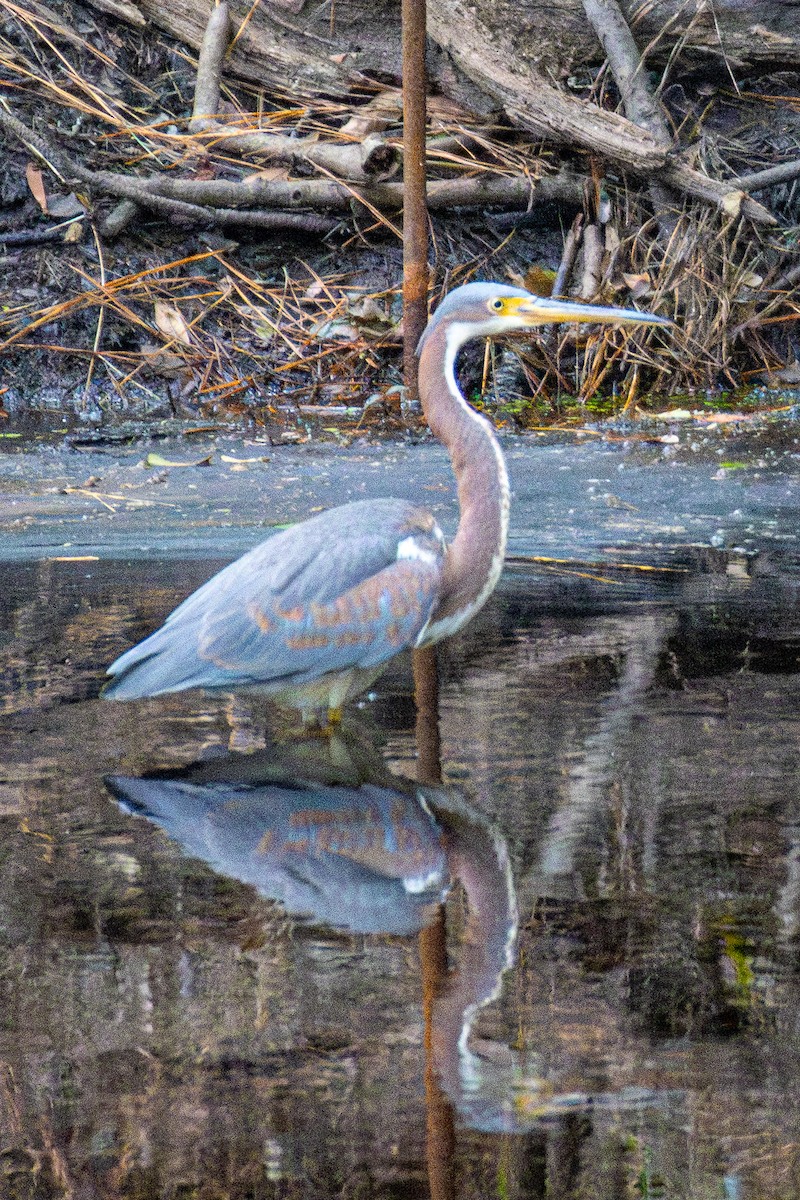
417, 281, 671, 356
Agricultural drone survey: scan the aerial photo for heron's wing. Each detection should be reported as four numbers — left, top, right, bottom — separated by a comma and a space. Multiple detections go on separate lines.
105, 498, 444, 697
195, 553, 441, 683
165, 498, 426, 623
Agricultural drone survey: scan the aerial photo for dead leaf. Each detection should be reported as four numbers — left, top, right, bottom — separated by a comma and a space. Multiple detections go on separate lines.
699, 412, 747, 424
604, 224, 620, 254
312, 294, 396, 342
654, 408, 692, 421
142, 348, 190, 378
26, 163, 48, 213
154, 302, 193, 347
769, 361, 800, 385
145, 452, 213, 467
523, 265, 556, 297
245, 166, 291, 182
220, 453, 270, 463
340, 93, 401, 137
340, 113, 392, 137
622, 272, 653, 300
48, 193, 86, 219
311, 319, 359, 341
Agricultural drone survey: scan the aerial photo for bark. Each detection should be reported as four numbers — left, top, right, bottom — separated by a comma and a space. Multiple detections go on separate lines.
80, 0, 800, 110
142, 170, 584, 211
25, 0, 797, 227
189, 5, 399, 182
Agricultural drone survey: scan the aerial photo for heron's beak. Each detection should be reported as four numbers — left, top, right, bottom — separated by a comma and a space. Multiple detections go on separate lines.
512, 295, 671, 328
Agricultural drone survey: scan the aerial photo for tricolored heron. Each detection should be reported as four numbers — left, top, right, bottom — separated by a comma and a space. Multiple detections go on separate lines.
104, 282, 669, 720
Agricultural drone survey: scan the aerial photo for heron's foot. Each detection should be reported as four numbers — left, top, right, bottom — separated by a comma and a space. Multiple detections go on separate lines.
275, 705, 344, 741
303, 710, 343, 739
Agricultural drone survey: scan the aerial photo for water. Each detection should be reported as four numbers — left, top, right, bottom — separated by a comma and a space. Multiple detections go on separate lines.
0, 550, 799, 1198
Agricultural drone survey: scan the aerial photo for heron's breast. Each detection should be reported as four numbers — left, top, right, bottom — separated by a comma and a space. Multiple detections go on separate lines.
416, 545, 505, 647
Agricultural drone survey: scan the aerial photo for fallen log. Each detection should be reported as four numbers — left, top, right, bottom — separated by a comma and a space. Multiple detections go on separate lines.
80, 0, 800, 111
189, 2, 399, 183
136, 170, 584, 212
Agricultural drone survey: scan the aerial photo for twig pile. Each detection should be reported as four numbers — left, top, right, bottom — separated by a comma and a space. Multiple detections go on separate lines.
1, 0, 799, 418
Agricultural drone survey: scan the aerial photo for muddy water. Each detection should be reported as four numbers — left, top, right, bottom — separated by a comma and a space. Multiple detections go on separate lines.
0, 548, 799, 1199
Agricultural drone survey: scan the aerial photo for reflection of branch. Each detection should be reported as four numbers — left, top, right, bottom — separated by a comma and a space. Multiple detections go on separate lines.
533, 614, 669, 885
414, 645, 442, 786
420, 907, 456, 1200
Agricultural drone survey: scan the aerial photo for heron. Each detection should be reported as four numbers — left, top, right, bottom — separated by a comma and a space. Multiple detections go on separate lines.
104, 282, 669, 721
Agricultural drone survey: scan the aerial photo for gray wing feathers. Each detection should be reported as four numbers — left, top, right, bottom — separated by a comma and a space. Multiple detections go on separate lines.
105, 498, 443, 698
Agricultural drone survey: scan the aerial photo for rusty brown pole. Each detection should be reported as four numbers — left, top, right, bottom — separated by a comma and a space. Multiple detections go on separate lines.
401, 0, 429, 406
404, 14, 450, 1190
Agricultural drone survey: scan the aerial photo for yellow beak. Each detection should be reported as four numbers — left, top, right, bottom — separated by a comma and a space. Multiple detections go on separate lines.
512, 295, 671, 328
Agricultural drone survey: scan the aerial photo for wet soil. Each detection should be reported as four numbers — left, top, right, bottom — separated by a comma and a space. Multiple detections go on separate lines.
0, 417, 797, 565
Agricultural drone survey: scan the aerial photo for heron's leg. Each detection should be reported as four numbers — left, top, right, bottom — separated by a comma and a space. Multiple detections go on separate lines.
224, 693, 267, 754
275, 706, 339, 739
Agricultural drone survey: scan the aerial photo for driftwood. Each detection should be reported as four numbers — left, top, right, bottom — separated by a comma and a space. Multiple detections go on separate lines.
69, 0, 800, 217
0, 106, 338, 235
551, 215, 583, 300
80, 0, 800, 110
581, 0, 672, 150
581, 0, 675, 234
189, 4, 399, 183
1, 0, 789, 235
427, 0, 777, 224
119, 171, 583, 213
0, 100, 584, 235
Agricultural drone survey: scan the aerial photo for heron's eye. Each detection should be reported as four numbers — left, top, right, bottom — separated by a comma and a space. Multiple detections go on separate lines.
490, 298, 504, 312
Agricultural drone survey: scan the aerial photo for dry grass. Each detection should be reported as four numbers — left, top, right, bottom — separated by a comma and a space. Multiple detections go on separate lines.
2, 0, 800, 421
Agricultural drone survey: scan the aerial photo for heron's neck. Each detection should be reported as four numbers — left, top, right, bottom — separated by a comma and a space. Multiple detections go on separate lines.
418, 321, 510, 631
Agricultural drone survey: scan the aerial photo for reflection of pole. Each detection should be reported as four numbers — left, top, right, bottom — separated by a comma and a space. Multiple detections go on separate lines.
420, 906, 455, 1200
401, 0, 429, 406
413, 642, 454, 1196
413, 645, 441, 786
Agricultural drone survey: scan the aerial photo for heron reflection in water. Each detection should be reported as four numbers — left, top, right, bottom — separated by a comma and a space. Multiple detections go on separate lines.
106, 741, 519, 1125
104, 283, 669, 721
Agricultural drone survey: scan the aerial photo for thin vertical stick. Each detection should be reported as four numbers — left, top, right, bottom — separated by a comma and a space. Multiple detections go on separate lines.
401, 0, 429, 407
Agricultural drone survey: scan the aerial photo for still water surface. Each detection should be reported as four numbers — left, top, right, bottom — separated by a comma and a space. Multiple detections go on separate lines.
0, 548, 799, 1198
